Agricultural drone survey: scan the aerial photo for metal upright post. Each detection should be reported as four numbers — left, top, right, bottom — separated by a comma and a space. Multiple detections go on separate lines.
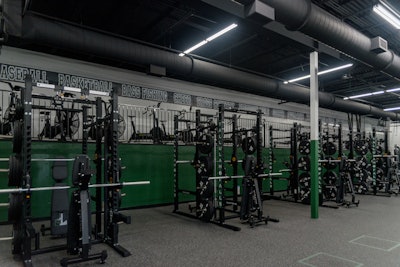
94, 97, 102, 237
173, 115, 179, 211
217, 104, 225, 222
21, 75, 34, 266
310, 51, 319, 219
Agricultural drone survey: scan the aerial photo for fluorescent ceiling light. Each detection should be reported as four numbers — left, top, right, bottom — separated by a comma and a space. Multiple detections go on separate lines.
384, 106, 400, 111
179, 23, 238, 57
386, 87, 400, 92
343, 90, 384, 100
284, 63, 353, 83
373, 1, 400, 29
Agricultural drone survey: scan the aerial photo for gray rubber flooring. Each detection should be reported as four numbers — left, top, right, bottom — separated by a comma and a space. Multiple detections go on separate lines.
1, 194, 400, 266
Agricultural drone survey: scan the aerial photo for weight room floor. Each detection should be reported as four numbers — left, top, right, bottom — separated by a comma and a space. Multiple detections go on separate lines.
1, 195, 400, 267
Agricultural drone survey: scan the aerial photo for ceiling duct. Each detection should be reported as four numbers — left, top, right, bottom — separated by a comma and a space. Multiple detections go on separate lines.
3, 9, 398, 120
263, 0, 400, 76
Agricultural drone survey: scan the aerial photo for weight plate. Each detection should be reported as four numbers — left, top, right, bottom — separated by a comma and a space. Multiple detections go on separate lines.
196, 156, 213, 177
354, 140, 368, 155
376, 168, 384, 181
198, 134, 213, 154
323, 170, 338, 186
8, 155, 22, 187
242, 136, 257, 155
199, 178, 214, 199
298, 140, 310, 155
298, 172, 311, 204
12, 120, 23, 154
376, 145, 383, 155
298, 156, 310, 171
376, 158, 387, 169
323, 187, 337, 200
322, 141, 337, 155
356, 156, 368, 169
8, 193, 23, 223
322, 156, 337, 170
199, 199, 214, 221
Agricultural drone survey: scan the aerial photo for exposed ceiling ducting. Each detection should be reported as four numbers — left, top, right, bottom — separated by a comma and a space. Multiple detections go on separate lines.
2, 2, 399, 120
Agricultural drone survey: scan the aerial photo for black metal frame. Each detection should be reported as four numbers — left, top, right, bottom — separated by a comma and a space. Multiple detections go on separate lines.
9, 76, 131, 266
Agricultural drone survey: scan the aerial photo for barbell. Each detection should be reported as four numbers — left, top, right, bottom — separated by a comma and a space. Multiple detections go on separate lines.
207, 173, 282, 180
0, 181, 150, 194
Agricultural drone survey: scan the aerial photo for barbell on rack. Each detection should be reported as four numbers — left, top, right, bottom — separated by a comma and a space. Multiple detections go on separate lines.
0, 181, 150, 194
207, 173, 282, 181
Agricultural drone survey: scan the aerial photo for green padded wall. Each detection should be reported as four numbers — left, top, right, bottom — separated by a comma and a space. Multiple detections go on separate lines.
0, 140, 289, 222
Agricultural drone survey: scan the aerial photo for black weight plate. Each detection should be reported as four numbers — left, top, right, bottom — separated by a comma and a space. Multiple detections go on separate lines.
200, 178, 214, 199
12, 120, 23, 154
199, 199, 214, 221
376, 168, 384, 181
197, 156, 213, 177
298, 156, 310, 171
8, 155, 22, 187
322, 156, 337, 170
242, 136, 257, 155
323, 170, 338, 186
375, 145, 383, 155
356, 156, 368, 169
198, 134, 213, 154
354, 140, 368, 155
8, 193, 23, 223
298, 140, 311, 155
322, 141, 337, 155
323, 187, 337, 200
298, 172, 311, 188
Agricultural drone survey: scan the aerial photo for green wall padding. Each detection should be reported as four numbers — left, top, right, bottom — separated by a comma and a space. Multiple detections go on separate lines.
0, 140, 290, 222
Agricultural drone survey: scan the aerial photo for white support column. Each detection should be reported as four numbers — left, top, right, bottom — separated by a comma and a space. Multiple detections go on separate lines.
310, 51, 319, 219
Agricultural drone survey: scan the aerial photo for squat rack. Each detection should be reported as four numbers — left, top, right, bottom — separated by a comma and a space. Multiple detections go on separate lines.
8, 75, 139, 266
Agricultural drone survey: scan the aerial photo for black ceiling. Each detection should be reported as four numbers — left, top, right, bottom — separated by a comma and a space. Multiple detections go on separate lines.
15, 0, 400, 111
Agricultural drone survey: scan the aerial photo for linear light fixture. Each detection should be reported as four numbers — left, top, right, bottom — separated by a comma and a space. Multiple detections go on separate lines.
179, 23, 238, 57
373, 1, 400, 29
283, 63, 353, 84
384, 106, 400, 111
343, 86, 400, 100
343, 91, 384, 100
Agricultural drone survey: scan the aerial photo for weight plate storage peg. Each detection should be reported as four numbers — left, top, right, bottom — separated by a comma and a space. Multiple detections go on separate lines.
242, 136, 257, 155
298, 140, 311, 155
297, 156, 310, 171
198, 134, 213, 154
322, 141, 337, 155
8, 155, 22, 187
12, 120, 23, 154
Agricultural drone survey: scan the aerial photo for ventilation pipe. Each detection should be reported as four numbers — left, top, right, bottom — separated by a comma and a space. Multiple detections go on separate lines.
263, 0, 400, 81
9, 12, 398, 120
